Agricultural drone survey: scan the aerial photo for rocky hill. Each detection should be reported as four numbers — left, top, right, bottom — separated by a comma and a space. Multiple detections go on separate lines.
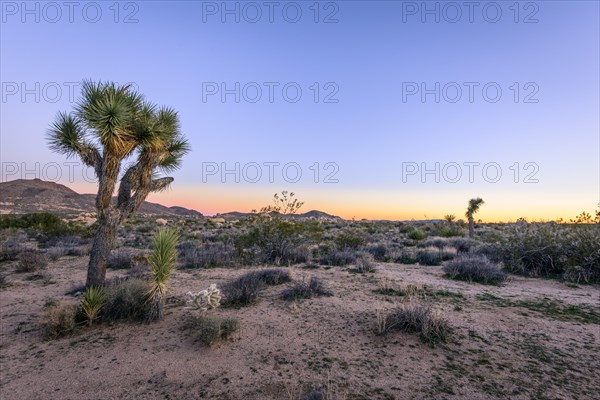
0, 179, 202, 217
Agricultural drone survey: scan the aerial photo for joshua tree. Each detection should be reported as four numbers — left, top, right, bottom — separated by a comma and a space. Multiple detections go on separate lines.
48, 81, 189, 287
465, 198, 485, 238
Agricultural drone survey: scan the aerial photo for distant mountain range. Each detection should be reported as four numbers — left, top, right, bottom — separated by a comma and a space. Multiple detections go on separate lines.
0, 179, 202, 217
0, 179, 342, 221
217, 209, 342, 221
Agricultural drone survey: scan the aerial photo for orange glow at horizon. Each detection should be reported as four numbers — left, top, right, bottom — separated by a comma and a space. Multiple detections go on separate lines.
68, 181, 596, 223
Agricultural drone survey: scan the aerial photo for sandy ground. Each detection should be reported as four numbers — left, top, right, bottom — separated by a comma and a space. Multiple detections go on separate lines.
1, 257, 599, 400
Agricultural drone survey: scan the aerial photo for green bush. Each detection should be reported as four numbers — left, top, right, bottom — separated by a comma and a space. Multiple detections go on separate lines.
407, 229, 427, 241
235, 216, 322, 265
334, 228, 366, 250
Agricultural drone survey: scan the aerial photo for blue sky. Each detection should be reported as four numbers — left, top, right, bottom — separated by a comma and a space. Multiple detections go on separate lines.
1, 0, 599, 220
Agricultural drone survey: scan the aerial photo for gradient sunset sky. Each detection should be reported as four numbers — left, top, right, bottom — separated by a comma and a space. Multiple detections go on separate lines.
1, 1, 599, 221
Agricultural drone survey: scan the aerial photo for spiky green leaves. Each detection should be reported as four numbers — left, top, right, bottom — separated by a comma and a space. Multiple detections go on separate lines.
466, 198, 485, 218
146, 229, 179, 321
47, 112, 85, 156
81, 286, 105, 326
48, 80, 190, 166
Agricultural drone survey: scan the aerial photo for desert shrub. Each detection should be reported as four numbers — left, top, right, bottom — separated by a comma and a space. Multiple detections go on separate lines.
334, 228, 366, 250
16, 251, 48, 273
448, 237, 477, 253
443, 254, 507, 285
47, 246, 67, 261
250, 268, 292, 285
407, 229, 427, 241
281, 276, 333, 301
102, 278, 153, 322
40, 301, 77, 339
127, 259, 151, 279
393, 251, 417, 264
366, 243, 389, 261
108, 248, 136, 269
378, 300, 450, 346
235, 216, 322, 265
319, 250, 356, 266
416, 250, 443, 266
485, 223, 600, 282
178, 241, 236, 268
421, 237, 448, 250
438, 225, 464, 237
354, 252, 376, 273
220, 268, 291, 307
196, 316, 239, 346
220, 273, 265, 306
0, 236, 25, 262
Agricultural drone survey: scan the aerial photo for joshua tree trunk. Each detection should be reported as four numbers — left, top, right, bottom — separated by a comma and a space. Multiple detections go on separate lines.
86, 214, 119, 287
468, 216, 474, 238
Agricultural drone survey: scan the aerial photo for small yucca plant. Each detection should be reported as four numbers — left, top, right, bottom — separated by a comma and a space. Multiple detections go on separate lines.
81, 286, 105, 327
146, 228, 179, 321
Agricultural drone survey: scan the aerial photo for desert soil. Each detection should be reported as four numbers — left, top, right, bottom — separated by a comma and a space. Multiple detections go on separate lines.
1, 257, 599, 400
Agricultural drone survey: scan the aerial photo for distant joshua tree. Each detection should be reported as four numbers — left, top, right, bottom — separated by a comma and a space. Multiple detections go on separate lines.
465, 198, 485, 238
48, 81, 189, 287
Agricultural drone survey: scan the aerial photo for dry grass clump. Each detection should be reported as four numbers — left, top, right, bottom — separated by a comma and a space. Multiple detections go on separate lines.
353, 252, 376, 273
220, 268, 291, 307
443, 254, 507, 285
102, 278, 153, 322
196, 315, 240, 346
319, 250, 356, 266
16, 251, 48, 273
377, 300, 451, 347
281, 276, 333, 301
40, 300, 78, 339
416, 249, 451, 266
